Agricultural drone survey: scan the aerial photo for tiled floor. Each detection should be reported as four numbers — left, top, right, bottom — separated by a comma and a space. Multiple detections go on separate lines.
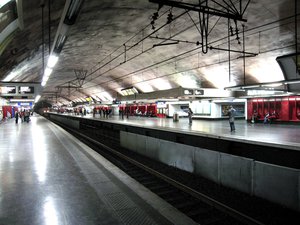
0, 115, 196, 225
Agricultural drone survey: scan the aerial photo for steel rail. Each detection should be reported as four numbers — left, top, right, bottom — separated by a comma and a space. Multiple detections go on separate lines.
57, 120, 266, 225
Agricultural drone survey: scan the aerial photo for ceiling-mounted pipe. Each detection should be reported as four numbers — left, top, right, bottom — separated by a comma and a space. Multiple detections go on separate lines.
50, 0, 71, 54
50, 0, 84, 54
42, 0, 85, 87
64, 0, 84, 25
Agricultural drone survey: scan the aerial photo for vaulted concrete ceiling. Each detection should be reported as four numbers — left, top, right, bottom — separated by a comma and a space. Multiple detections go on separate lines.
0, 0, 299, 104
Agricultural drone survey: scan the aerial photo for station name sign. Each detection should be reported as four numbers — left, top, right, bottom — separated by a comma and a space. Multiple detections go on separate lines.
183, 89, 204, 96
194, 89, 204, 95
0, 85, 35, 95
19, 86, 34, 94
0, 86, 16, 94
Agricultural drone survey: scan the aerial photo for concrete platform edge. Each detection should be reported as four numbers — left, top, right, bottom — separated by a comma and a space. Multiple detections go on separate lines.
50, 120, 198, 225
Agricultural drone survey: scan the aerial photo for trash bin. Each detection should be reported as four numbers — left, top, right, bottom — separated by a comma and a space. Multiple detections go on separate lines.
173, 113, 179, 122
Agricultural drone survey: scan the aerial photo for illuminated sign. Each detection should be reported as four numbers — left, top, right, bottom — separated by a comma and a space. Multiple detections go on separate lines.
247, 90, 275, 96
121, 87, 138, 96
194, 89, 204, 95
156, 101, 166, 108
18, 102, 32, 106
0, 86, 16, 94
183, 89, 193, 95
19, 86, 34, 94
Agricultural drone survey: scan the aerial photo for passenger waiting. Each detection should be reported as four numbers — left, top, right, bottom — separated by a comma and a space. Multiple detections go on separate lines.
263, 113, 270, 124
251, 110, 258, 123
268, 111, 278, 123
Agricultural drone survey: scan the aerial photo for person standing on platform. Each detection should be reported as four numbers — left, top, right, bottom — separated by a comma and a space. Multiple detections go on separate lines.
15, 111, 19, 124
20, 110, 24, 122
228, 105, 236, 132
188, 107, 193, 124
126, 107, 130, 119
264, 112, 270, 124
93, 107, 96, 117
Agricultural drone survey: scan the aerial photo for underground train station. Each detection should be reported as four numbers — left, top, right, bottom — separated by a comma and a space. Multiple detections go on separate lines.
0, 0, 300, 224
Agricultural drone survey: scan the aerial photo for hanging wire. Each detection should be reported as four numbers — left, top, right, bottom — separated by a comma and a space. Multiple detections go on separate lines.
258, 31, 261, 53
228, 15, 231, 83
41, 2, 45, 78
48, 0, 51, 54
242, 24, 246, 84
295, 0, 299, 76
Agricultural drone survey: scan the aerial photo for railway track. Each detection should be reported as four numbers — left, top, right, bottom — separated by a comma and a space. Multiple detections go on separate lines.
55, 121, 266, 225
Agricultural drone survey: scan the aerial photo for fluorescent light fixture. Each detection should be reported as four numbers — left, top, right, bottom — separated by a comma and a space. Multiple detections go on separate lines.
44, 67, 53, 76
41, 67, 53, 86
35, 95, 41, 103
54, 34, 67, 53
120, 87, 139, 96
47, 55, 59, 68
41, 75, 50, 86
10, 98, 35, 102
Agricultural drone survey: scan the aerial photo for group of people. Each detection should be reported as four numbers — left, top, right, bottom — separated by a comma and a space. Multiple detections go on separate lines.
263, 111, 278, 124
74, 107, 87, 116
15, 110, 31, 123
92, 107, 112, 118
251, 110, 278, 124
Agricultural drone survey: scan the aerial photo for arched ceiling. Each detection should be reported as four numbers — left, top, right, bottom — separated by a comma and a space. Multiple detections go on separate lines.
0, 0, 299, 105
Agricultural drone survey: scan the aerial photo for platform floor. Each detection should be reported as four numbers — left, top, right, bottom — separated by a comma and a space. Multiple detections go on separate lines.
86, 114, 300, 150
0, 115, 197, 225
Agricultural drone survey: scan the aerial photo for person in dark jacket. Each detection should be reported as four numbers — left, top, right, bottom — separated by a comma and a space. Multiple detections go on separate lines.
228, 105, 236, 132
15, 111, 19, 124
188, 108, 193, 124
